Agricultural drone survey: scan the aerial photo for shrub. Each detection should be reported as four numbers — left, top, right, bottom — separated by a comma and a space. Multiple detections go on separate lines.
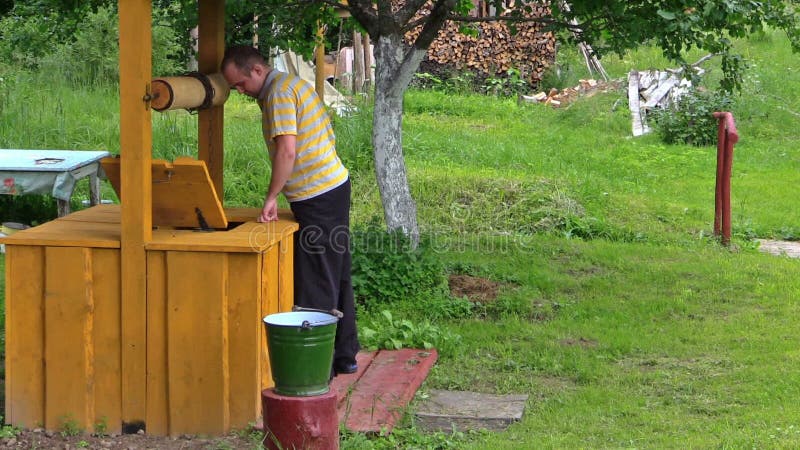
0, 195, 58, 226
351, 223, 449, 309
652, 89, 734, 146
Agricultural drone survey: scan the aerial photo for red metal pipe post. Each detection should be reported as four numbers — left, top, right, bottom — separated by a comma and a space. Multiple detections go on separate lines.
712, 112, 739, 246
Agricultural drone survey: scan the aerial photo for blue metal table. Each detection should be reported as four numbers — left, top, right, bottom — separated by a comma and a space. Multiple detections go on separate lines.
0, 149, 111, 216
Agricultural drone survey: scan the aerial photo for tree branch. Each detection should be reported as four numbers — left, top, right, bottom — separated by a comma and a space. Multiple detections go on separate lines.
396, 0, 430, 26
412, 0, 457, 50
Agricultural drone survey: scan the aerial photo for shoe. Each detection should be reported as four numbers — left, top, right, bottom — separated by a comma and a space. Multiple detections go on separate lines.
334, 361, 358, 375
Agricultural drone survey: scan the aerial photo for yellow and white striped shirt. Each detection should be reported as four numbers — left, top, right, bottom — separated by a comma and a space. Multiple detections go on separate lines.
258, 70, 348, 202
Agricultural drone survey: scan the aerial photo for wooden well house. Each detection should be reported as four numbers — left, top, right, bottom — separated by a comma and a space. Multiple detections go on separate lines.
2, 0, 299, 436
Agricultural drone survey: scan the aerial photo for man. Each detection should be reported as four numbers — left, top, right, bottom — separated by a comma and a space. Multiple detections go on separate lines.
221, 45, 359, 375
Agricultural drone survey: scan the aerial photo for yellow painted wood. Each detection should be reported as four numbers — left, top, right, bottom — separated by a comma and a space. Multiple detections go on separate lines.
145, 251, 169, 436
166, 251, 230, 435
5, 246, 45, 428
44, 247, 94, 430
119, 0, 152, 428
59, 204, 121, 224
315, 23, 326, 99
102, 157, 227, 229
278, 235, 294, 313
91, 249, 122, 434
198, 0, 225, 197
261, 245, 280, 389
1, 220, 120, 249
227, 253, 263, 428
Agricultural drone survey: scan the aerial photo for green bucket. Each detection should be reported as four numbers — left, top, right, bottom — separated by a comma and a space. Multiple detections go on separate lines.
263, 311, 339, 396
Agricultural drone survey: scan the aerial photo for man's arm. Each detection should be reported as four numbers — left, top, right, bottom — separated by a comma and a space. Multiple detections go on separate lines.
259, 134, 296, 222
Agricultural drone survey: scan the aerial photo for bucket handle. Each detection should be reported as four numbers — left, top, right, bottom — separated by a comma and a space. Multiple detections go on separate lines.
292, 305, 344, 318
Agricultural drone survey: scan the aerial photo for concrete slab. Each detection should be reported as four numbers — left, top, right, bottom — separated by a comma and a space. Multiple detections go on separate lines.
415, 390, 529, 432
756, 239, 800, 258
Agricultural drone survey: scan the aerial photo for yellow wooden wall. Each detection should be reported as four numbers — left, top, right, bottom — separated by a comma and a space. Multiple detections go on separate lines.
4, 234, 294, 435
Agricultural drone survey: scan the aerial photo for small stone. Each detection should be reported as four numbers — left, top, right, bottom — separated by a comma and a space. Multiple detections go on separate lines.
100, 441, 113, 448
44, 431, 55, 438
32, 428, 44, 433
5, 438, 16, 446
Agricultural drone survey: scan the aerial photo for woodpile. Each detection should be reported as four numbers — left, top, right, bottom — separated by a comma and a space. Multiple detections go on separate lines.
405, 1, 556, 88
519, 78, 624, 108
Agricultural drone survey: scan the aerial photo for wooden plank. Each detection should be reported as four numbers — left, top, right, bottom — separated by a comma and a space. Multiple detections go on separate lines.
224, 208, 294, 225
1, 220, 120, 249
166, 251, 230, 435
58, 204, 121, 224
103, 158, 227, 229
261, 245, 280, 390
198, 0, 226, 198
145, 251, 169, 435
147, 229, 283, 253
44, 247, 95, 431
277, 235, 294, 313
227, 253, 262, 429
91, 249, 122, 434
330, 351, 377, 406
118, 0, 152, 430
341, 349, 438, 433
5, 246, 46, 428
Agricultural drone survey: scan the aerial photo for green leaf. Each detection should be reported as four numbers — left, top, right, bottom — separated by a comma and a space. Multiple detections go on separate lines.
657, 10, 677, 20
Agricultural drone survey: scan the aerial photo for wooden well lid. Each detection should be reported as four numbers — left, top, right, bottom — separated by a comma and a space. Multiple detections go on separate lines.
101, 156, 228, 229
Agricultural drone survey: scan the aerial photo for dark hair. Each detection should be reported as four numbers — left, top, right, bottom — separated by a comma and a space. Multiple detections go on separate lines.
221, 45, 266, 75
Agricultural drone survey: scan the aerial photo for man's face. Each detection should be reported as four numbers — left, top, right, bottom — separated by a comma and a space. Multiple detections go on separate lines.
223, 63, 264, 98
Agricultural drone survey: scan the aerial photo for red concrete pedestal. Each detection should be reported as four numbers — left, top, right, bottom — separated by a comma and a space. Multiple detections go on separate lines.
261, 388, 339, 450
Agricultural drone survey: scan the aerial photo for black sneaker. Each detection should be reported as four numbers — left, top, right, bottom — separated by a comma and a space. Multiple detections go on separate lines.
334, 361, 358, 375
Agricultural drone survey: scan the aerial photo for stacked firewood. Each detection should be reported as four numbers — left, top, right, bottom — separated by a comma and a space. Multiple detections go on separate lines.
519, 78, 624, 108
405, 2, 556, 88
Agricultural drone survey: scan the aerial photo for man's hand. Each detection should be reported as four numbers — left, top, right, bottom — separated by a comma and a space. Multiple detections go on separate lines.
259, 197, 279, 222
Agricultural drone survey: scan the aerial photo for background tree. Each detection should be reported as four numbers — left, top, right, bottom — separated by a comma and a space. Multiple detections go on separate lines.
237, 0, 798, 245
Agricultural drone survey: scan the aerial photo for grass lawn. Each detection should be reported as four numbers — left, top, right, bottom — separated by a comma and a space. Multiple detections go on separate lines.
2, 29, 800, 449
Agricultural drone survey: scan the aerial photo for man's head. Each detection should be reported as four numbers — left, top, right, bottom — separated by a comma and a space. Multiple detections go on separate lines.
221, 45, 270, 98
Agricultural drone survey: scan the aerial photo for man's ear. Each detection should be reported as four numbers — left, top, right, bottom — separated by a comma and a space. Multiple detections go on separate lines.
252, 63, 265, 77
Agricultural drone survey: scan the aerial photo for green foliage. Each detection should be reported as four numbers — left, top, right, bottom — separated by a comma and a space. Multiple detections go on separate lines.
93, 416, 108, 437
1, 3, 184, 85
0, 195, 58, 226
340, 425, 474, 449
351, 223, 449, 309
482, 68, 529, 97
331, 101, 374, 174
60, 415, 82, 437
40, 5, 120, 85
652, 89, 734, 146
0, 418, 20, 439
359, 310, 461, 357
412, 71, 477, 95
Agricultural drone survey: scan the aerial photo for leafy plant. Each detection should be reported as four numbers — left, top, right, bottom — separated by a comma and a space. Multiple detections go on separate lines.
483, 68, 530, 97
652, 89, 734, 146
0, 418, 20, 439
351, 223, 449, 309
93, 416, 108, 437
60, 415, 82, 437
359, 310, 461, 356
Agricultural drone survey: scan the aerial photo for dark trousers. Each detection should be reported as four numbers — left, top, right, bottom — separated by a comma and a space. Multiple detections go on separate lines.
290, 179, 359, 364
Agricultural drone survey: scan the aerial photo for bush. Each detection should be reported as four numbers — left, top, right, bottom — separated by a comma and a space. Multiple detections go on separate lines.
652, 89, 734, 146
0, 195, 58, 226
3, 5, 185, 86
351, 223, 449, 309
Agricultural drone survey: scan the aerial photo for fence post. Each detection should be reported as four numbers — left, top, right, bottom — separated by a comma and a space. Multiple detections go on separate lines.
712, 112, 739, 246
